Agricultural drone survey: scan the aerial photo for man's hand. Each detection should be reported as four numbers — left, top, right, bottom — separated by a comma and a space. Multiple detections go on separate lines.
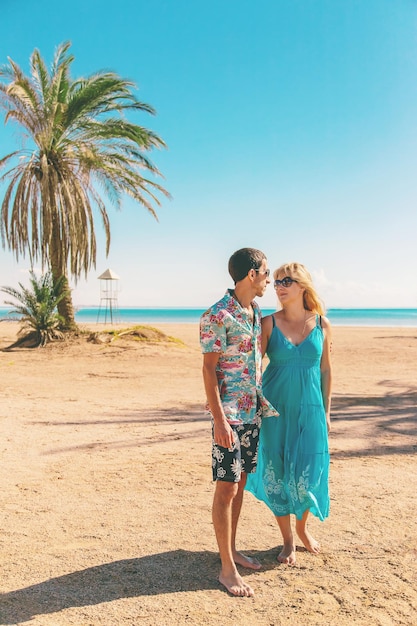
213, 420, 235, 449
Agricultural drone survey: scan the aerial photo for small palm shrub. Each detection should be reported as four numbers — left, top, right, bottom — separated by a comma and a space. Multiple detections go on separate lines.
1, 271, 69, 347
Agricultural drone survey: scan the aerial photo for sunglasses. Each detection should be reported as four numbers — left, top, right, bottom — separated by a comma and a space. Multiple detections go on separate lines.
254, 268, 270, 277
274, 277, 297, 288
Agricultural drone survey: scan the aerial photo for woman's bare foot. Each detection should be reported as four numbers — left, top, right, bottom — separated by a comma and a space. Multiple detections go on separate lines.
218, 571, 255, 597
233, 551, 261, 570
296, 527, 320, 554
277, 541, 296, 565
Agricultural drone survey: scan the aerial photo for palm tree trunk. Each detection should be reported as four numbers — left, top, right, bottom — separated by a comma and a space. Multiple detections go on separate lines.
56, 275, 77, 331
48, 193, 78, 332
49, 263, 77, 331
49, 237, 77, 332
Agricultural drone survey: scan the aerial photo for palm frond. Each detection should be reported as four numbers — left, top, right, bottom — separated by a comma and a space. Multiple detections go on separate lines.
1, 271, 69, 346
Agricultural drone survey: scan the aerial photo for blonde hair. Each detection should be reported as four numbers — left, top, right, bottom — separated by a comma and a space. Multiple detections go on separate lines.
274, 262, 325, 315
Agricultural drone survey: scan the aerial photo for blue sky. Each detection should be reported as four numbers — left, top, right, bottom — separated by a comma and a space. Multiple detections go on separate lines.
1, 0, 417, 310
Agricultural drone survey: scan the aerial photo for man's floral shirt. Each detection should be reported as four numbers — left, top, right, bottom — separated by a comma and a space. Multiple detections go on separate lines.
200, 290, 278, 425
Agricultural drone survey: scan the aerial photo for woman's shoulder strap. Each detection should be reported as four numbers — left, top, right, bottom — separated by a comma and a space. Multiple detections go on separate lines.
262, 313, 276, 328
314, 314, 323, 328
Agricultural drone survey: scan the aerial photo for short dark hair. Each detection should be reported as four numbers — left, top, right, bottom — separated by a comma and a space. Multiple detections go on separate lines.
228, 248, 266, 284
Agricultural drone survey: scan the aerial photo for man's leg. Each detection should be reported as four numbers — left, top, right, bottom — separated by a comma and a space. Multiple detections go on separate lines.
212, 480, 255, 597
231, 472, 261, 570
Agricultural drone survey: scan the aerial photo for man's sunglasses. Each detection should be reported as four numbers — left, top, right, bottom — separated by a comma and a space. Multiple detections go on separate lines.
254, 268, 270, 277
274, 277, 297, 288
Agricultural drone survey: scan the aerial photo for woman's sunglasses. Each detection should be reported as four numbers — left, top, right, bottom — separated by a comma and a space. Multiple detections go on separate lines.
274, 277, 297, 288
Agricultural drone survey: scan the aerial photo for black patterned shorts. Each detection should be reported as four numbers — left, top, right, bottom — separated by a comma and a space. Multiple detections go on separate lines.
212, 422, 260, 483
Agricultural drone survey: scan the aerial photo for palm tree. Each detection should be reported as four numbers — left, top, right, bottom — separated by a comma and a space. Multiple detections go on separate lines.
0, 42, 169, 329
1, 271, 69, 347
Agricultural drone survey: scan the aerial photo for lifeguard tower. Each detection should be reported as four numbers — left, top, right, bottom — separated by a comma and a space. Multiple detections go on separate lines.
97, 268, 121, 324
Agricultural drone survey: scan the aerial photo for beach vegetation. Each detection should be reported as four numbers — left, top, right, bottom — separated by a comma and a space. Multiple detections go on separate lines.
1, 270, 69, 347
0, 42, 169, 331
87, 325, 184, 345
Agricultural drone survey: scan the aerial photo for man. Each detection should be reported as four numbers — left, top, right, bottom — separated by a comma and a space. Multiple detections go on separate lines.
200, 247, 278, 597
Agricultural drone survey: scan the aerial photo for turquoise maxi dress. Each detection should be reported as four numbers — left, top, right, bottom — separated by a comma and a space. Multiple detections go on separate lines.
246, 315, 330, 521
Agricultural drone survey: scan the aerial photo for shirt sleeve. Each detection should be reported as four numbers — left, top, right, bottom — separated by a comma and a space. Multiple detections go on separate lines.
200, 309, 227, 354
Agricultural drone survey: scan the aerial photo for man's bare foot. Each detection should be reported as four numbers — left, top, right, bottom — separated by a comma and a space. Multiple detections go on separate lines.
218, 571, 255, 597
296, 527, 320, 554
233, 551, 261, 570
277, 542, 296, 565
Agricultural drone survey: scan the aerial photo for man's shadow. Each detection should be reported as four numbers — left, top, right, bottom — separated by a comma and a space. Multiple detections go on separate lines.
0, 548, 275, 623
0, 551, 215, 623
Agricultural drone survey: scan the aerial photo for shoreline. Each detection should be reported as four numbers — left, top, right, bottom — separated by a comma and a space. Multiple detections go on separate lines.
2, 307, 417, 329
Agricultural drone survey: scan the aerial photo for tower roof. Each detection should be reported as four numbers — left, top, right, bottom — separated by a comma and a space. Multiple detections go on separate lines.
98, 268, 120, 280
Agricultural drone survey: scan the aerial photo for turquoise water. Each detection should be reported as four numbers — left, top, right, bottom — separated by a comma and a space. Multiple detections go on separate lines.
67, 307, 417, 326
1, 306, 417, 326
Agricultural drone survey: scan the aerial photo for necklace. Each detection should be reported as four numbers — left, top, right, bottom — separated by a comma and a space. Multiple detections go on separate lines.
300, 310, 307, 337
283, 309, 308, 338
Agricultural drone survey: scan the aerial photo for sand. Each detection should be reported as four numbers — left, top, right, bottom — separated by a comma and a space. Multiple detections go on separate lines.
0, 321, 416, 626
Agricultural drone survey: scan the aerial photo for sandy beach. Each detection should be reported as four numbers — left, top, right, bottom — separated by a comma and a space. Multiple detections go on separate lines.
0, 321, 416, 626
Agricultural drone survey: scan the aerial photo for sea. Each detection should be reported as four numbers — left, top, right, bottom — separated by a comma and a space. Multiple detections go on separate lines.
2, 307, 414, 327
0, 307, 417, 328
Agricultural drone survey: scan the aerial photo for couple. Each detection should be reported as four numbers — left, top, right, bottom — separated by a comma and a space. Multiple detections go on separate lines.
200, 247, 332, 597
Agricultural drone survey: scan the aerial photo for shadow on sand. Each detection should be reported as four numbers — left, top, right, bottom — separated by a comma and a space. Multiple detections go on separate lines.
0, 546, 285, 623
330, 387, 417, 458
30, 390, 417, 459
0, 550, 223, 623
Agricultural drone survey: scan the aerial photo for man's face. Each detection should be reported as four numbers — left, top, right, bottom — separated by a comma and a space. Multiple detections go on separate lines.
252, 258, 271, 297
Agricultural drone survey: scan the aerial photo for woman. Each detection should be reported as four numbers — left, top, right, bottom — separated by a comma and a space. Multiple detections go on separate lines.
246, 262, 332, 565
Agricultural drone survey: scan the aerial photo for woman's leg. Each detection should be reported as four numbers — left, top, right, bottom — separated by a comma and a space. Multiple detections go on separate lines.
295, 509, 320, 554
275, 514, 296, 565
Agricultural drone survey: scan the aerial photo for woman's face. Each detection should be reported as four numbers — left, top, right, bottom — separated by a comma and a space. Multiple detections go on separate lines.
274, 273, 304, 306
